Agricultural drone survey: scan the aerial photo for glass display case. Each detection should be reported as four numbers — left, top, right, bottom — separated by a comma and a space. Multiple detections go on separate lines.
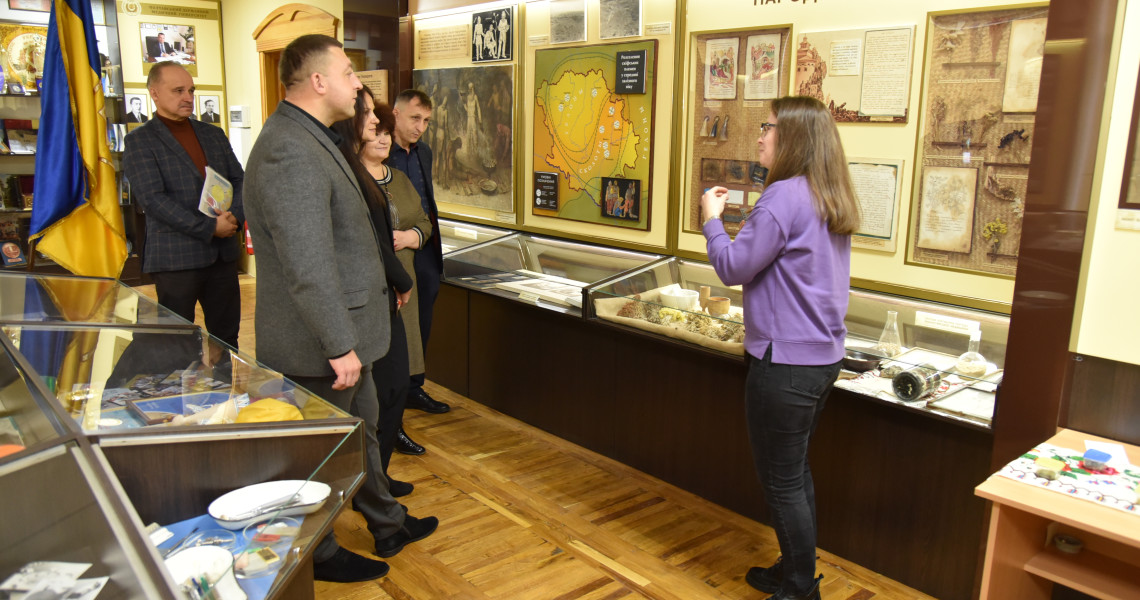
587, 257, 1010, 428
588, 258, 746, 355
443, 232, 662, 316
0, 273, 366, 599
438, 218, 512, 255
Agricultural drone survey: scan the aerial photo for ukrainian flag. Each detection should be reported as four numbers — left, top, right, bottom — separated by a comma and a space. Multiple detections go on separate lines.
29, 0, 127, 279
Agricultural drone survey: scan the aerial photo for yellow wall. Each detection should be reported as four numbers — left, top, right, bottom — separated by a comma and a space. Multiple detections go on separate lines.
1071, 0, 1140, 364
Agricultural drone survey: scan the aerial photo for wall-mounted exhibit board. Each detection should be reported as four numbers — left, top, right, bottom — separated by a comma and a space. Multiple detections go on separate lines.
677, 0, 1036, 308
115, 0, 228, 136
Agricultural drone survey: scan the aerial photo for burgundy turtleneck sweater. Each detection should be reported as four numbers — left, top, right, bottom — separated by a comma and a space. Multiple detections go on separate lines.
155, 113, 207, 178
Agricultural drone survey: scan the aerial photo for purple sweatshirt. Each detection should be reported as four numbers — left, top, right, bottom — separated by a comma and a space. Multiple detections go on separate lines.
703, 176, 850, 365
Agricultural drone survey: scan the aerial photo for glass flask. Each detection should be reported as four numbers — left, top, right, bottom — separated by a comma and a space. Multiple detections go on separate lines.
955, 330, 988, 377
873, 310, 902, 357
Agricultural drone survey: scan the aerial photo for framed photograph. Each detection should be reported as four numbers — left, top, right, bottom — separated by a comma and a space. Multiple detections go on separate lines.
7, 0, 50, 11
139, 23, 197, 76
600, 177, 641, 221
599, 0, 641, 40
472, 8, 512, 63
198, 95, 222, 125
124, 94, 149, 123
549, 0, 586, 45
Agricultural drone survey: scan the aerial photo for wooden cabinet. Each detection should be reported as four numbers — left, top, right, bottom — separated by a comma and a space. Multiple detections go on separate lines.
976, 429, 1140, 600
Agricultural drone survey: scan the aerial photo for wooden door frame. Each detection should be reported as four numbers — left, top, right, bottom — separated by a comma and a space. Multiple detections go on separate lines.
252, 4, 340, 121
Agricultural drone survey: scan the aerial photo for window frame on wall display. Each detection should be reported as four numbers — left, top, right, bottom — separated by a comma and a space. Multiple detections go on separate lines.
906, 5, 1049, 278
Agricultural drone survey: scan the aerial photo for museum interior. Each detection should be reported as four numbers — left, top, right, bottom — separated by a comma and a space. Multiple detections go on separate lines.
1, 0, 1139, 598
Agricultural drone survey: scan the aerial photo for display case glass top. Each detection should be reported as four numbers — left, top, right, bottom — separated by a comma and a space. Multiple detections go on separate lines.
0, 272, 186, 326
587, 256, 1009, 428
438, 218, 512, 255
0, 341, 67, 455
443, 232, 662, 316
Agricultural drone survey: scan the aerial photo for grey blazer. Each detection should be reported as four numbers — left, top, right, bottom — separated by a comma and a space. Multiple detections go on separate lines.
243, 101, 390, 377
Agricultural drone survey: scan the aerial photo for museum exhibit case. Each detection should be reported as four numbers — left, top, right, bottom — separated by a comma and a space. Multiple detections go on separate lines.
0, 272, 366, 599
441, 231, 662, 316
437, 218, 512, 255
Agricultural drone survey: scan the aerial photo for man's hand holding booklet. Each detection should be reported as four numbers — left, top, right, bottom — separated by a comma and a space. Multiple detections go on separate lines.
199, 166, 233, 217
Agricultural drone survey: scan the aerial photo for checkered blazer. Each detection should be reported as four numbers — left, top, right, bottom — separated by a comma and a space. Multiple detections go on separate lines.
122, 118, 245, 273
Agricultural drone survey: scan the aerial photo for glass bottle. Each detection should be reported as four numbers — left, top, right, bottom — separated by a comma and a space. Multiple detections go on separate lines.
956, 330, 988, 377
892, 363, 942, 402
873, 310, 902, 357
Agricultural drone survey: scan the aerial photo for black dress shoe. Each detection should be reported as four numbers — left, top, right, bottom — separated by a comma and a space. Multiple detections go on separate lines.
395, 428, 426, 455
375, 514, 439, 558
313, 547, 389, 582
769, 574, 822, 600
745, 556, 783, 593
406, 388, 450, 414
389, 478, 414, 497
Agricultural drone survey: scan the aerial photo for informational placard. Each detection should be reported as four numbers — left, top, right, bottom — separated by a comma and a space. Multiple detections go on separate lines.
616, 49, 647, 94
793, 26, 913, 122
849, 158, 902, 252
534, 171, 559, 210
416, 24, 469, 61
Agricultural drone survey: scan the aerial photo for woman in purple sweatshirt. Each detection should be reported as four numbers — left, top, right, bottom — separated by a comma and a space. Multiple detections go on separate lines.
700, 96, 860, 600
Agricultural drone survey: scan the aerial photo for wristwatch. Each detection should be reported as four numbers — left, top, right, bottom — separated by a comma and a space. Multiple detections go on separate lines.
702, 215, 722, 227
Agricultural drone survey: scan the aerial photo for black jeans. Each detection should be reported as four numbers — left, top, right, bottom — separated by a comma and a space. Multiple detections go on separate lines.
151, 257, 240, 349
745, 347, 840, 593
372, 314, 410, 474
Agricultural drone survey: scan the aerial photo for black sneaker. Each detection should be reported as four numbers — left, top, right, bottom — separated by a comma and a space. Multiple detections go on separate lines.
745, 556, 783, 593
375, 514, 439, 558
313, 547, 389, 582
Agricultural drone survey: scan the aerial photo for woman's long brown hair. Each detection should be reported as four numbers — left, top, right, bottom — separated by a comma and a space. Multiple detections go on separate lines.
763, 96, 860, 235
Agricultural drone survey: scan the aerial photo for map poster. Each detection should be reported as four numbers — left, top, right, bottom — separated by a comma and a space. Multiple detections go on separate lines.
413, 65, 515, 214
916, 166, 977, 254
532, 40, 657, 230
704, 38, 739, 100
744, 33, 780, 100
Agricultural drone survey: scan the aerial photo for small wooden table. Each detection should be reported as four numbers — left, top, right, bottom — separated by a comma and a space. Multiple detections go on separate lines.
975, 428, 1140, 600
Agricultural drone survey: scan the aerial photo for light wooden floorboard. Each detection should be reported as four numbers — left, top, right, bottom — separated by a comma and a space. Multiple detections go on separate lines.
136, 276, 934, 599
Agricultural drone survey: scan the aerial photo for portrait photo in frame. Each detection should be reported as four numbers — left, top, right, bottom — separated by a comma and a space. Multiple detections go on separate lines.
139, 23, 196, 76
197, 95, 222, 125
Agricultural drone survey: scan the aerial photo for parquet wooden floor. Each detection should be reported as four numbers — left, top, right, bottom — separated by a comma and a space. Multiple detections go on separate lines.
138, 277, 933, 599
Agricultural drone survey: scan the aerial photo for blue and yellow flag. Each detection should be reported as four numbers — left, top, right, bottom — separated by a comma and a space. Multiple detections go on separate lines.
29, 0, 127, 279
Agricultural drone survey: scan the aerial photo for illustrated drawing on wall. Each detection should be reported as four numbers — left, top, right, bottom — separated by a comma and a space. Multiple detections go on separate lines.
413, 65, 515, 214
793, 26, 914, 123
532, 40, 657, 230
472, 8, 512, 63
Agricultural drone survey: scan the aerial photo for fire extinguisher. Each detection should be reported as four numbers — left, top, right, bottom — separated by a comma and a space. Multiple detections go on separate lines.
244, 221, 254, 255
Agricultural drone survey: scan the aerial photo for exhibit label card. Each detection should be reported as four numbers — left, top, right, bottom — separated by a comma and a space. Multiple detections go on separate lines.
534, 171, 559, 210
859, 27, 913, 117
616, 49, 647, 94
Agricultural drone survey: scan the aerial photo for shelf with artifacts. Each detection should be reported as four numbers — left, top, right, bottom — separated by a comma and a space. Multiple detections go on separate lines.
0, 272, 367, 599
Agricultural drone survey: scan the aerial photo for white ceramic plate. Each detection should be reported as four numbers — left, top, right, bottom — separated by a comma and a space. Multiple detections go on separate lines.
208, 480, 331, 530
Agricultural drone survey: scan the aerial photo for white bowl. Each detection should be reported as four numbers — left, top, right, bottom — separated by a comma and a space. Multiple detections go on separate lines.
208, 480, 330, 530
659, 288, 699, 311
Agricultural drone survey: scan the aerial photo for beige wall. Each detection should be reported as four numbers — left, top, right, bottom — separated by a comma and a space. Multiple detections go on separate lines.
1072, 0, 1140, 364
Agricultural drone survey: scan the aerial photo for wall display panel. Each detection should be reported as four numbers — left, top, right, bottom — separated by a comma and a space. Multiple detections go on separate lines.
907, 6, 1049, 277
412, 65, 515, 214
792, 26, 915, 123
531, 40, 657, 231
683, 28, 790, 236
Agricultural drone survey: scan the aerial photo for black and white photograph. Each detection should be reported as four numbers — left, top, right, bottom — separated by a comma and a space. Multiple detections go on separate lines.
198, 95, 222, 124
549, 0, 586, 45
472, 8, 512, 63
599, 0, 641, 40
124, 93, 149, 123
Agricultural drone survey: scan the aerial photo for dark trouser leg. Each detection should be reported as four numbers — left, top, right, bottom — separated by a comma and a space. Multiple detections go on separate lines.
198, 259, 241, 349
288, 368, 405, 561
409, 263, 440, 390
744, 347, 839, 593
372, 317, 410, 473
151, 268, 202, 325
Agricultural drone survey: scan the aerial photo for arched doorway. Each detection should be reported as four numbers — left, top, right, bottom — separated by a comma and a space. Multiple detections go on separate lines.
252, 4, 340, 121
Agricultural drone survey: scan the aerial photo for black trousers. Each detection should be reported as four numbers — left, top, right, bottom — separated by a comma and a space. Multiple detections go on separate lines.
372, 313, 410, 474
409, 255, 440, 390
150, 257, 241, 349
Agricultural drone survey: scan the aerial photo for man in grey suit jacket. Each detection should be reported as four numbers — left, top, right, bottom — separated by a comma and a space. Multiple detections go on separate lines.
123, 62, 243, 349
243, 34, 437, 583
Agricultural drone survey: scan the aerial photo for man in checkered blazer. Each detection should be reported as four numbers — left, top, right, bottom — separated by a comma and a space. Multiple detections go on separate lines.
123, 62, 245, 349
